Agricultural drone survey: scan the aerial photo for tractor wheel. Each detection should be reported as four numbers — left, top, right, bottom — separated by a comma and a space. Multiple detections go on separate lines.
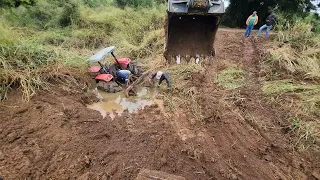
129, 62, 144, 76
97, 81, 122, 93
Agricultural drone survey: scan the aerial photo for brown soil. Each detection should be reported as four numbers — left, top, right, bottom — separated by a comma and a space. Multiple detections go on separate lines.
1, 29, 319, 180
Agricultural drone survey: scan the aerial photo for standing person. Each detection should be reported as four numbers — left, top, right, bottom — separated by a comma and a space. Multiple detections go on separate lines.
244, 11, 259, 38
256, 13, 278, 38
149, 71, 171, 89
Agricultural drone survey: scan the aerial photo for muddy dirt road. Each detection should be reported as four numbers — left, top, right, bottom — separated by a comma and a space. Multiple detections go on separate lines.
1, 29, 319, 180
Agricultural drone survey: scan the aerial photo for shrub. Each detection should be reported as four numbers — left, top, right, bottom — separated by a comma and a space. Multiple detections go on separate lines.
0, 0, 37, 8
303, 13, 320, 32
59, 1, 80, 27
2, 0, 80, 29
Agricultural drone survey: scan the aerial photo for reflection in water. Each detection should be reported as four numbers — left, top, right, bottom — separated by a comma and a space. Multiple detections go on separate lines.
87, 87, 159, 119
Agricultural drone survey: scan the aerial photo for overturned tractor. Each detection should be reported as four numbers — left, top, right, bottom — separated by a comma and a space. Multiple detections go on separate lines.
164, 0, 225, 64
87, 46, 143, 93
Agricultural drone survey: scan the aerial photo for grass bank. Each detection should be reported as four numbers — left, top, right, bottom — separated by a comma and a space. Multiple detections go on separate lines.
0, 1, 166, 101
262, 22, 320, 150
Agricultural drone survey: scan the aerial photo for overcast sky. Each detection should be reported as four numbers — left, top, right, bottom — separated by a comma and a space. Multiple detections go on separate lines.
313, 0, 320, 13
224, 0, 230, 8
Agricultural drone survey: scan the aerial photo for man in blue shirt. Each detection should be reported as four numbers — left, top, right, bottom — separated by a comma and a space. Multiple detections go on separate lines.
116, 70, 132, 87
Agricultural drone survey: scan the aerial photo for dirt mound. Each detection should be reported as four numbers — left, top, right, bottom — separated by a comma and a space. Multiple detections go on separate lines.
1, 29, 319, 180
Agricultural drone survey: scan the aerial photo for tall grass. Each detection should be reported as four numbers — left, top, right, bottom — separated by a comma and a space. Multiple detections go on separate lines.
263, 22, 320, 80
76, 4, 166, 56
262, 21, 320, 150
0, 41, 88, 101
0, 1, 166, 101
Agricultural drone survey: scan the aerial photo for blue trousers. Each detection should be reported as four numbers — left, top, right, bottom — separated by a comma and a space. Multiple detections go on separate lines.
159, 73, 171, 88
244, 25, 254, 37
257, 24, 272, 38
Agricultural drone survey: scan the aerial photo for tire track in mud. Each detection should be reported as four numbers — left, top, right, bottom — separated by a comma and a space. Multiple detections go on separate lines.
167, 29, 314, 179
196, 32, 277, 179
239, 38, 316, 180
161, 30, 276, 179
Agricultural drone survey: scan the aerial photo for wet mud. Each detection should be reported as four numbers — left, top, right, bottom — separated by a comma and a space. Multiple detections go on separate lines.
0, 29, 319, 180
87, 87, 160, 119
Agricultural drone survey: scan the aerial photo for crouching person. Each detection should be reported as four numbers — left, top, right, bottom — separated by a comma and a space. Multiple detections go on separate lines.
117, 70, 136, 97
116, 70, 132, 87
150, 71, 171, 89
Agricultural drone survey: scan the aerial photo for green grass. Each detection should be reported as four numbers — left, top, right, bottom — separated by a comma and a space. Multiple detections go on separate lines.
291, 118, 319, 150
159, 64, 205, 121
76, 4, 166, 56
263, 79, 320, 115
262, 80, 320, 149
262, 79, 320, 95
214, 67, 245, 90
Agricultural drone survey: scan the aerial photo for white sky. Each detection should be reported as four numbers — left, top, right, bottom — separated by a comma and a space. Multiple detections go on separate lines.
312, 0, 320, 13
224, 0, 230, 8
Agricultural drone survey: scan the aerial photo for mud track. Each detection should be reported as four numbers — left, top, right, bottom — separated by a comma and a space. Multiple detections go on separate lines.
1, 29, 319, 179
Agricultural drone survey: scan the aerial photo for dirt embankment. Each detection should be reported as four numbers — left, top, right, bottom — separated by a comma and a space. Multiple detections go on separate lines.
1, 29, 319, 180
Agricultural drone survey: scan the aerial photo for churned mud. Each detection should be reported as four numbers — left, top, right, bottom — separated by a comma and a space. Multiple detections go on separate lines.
87, 87, 160, 119
0, 29, 319, 180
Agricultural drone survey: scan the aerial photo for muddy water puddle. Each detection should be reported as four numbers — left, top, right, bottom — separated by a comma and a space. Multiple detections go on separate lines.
87, 87, 161, 119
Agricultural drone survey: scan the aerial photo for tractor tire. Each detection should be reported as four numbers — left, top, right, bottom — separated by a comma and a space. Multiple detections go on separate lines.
129, 62, 144, 76
97, 81, 122, 93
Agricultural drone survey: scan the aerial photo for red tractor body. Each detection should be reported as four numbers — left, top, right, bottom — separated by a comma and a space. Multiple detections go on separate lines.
114, 58, 131, 69
87, 46, 143, 93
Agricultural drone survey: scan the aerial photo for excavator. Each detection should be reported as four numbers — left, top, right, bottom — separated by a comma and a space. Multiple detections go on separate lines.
164, 0, 225, 64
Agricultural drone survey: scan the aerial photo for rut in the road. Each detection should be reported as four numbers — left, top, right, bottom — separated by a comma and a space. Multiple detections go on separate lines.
179, 30, 314, 179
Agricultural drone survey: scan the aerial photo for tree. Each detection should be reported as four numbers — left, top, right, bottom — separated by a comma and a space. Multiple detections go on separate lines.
0, 0, 37, 8
222, 0, 317, 28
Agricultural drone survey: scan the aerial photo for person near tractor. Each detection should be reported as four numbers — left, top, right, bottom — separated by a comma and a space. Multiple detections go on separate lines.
116, 70, 132, 87
256, 13, 278, 38
149, 71, 171, 89
117, 69, 138, 97
244, 11, 259, 38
